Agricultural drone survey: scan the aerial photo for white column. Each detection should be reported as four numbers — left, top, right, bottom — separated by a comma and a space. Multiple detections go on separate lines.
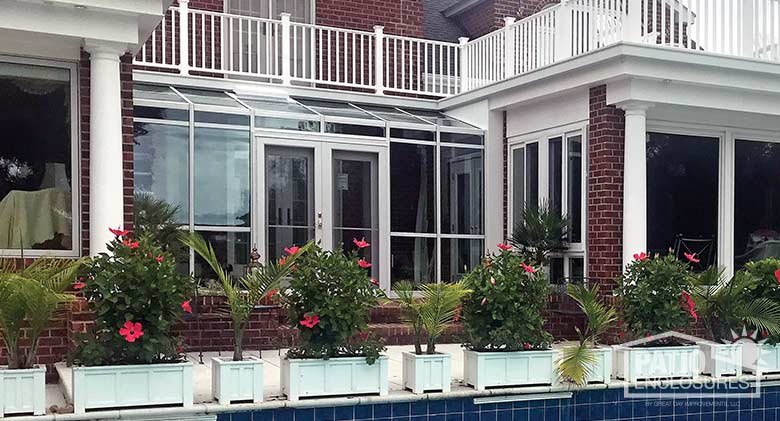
554, 0, 573, 61
623, 0, 643, 43
619, 101, 652, 268
485, 110, 505, 249
84, 40, 127, 255
503, 17, 517, 78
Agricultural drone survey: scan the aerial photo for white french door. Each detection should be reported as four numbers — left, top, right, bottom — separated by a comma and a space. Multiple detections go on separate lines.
259, 135, 388, 285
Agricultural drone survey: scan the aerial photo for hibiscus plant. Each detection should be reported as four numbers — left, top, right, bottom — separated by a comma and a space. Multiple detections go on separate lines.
280, 240, 386, 364
393, 280, 470, 355
614, 253, 696, 343
183, 233, 312, 361
461, 244, 552, 351
70, 228, 191, 366
557, 284, 617, 386
0, 257, 84, 369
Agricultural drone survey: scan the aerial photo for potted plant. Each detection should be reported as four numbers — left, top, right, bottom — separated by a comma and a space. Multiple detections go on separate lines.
460, 244, 555, 391
394, 280, 470, 394
556, 284, 617, 385
184, 233, 312, 404
510, 201, 569, 266
0, 258, 83, 416
69, 229, 192, 413
613, 253, 700, 382
279, 240, 387, 401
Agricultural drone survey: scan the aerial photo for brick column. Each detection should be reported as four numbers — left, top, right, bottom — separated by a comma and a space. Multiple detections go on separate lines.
587, 85, 625, 292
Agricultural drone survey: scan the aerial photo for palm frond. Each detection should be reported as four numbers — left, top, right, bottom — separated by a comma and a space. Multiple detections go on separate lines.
737, 298, 780, 336
557, 343, 599, 386
567, 284, 617, 342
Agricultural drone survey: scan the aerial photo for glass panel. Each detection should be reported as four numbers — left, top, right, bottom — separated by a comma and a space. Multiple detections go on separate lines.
333, 152, 378, 279
255, 117, 320, 131
735, 140, 780, 268
389, 128, 434, 141
266, 147, 315, 262
647, 133, 719, 262
297, 99, 378, 120
354, 105, 431, 125
526, 143, 539, 209
240, 97, 316, 115
194, 128, 250, 226
133, 123, 190, 223
441, 238, 483, 283
407, 110, 476, 129
194, 112, 249, 126
548, 137, 563, 214
440, 132, 483, 145
567, 135, 583, 243
391, 236, 435, 287
325, 123, 384, 137
176, 88, 243, 108
550, 257, 565, 284
391, 143, 435, 233
134, 106, 189, 121
0, 63, 73, 250
193, 231, 250, 281
441, 147, 483, 234
134, 84, 185, 103
512, 147, 525, 228
570, 257, 585, 282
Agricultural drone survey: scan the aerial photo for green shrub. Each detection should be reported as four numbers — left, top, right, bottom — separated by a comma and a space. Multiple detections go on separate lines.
461, 246, 552, 351
614, 253, 695, 340
70, 230, 191, 366
280, 242, 386, 363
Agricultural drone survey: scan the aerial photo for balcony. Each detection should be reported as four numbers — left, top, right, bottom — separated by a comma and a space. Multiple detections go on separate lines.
134, 0, 780, 98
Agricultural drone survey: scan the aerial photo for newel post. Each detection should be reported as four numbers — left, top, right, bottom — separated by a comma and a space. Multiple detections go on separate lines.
280, 13, 292, 85
374, 25, 385, 94
503, 17, 517, 78
179, 0, 190, 74
459, 37, 470, 93
622, 0, 642, 43
554, 0, 573, 61
741, 0, 755, 58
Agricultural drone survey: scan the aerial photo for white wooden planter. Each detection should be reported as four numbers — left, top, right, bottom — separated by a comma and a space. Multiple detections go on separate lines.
0, 366, 46, 416
743, 343, 780, 374
281, 356, 388, 401
402, 352, 451, 394
72, 361, 193, 414
699, 342, 743, 377
213, 356, 264, 404
583, 347, 613, 384
614, 345, 699, 382
463, 349, 556, 391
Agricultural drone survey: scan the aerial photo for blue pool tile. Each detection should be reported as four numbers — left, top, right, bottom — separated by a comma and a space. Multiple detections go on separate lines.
604, 401, 618, 419
496, 410, 512, 421
334, 406, 354, 421
528, 407, 543, 421
618, 401, 632, 419
479, 410, 497, 421
512, 401, 528, 410
496, 402, 513, 411
410, 401, 427, 416
354, 405, 372, 420
253, 410, 274, 421
543, 407, 559, 421
445, 413, 462, 421
753, 409, 766, 421
392, 402, 411, 417
275, 408, 294, 421
232, 412, 252, 421
446, 399, 464, 413
511, 408, 528, 421
217, 414, 232, 421
463, 398, 479, 413
429, 415, 445, 421
410, 417, 426, 421
373, 404, 392, 418
315, 406, 335, 421
430, 400, 447, 415
295, 408, 315, 421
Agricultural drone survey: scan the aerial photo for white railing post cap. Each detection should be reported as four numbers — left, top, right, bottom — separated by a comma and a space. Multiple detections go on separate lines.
504, 16, 517, 26
280, 12, 291, 20
374, 25, 384, 33
459, 37, 470, 45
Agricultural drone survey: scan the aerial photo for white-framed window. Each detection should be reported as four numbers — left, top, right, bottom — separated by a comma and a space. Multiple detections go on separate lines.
508, 123, 587, 283
0, 56, 79, 257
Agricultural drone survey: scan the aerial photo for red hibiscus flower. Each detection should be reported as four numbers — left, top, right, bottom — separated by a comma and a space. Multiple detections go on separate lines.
156, 255, 164, 263
683, 252, 700, 264
775, 269, 780, 285
633, 252, 648, 261
681, 291, 697, 321
358, 259, 372, 269
122, 239, 139, 249
523, 342, 532, 350
353, 238, 371, 249
109, 227, 131, 237
73, 281, 86, 290
284, 245, 300, 255
300, 314, 320, 329
453, 307, 461, 322
279, 257, 287, 266
181, 300, 192, 314
266, 289, 280, 299
481, 297, 487, 306
521, 263, 537, 273
370, 278, 379, 286
497, 243, 512, 251
119, 321, 144, 343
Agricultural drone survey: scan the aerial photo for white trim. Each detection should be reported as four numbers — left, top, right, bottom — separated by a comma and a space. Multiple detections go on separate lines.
0, 55, 80, 258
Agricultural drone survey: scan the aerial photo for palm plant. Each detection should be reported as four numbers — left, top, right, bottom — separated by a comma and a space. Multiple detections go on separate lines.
692, 266, 780, 341
134, 193, 186, 260
0, 258, 84, 369
557, 284, 617, 386
183, 233, 312, 361
393, 281, 470, 355
510, 201, 569, 266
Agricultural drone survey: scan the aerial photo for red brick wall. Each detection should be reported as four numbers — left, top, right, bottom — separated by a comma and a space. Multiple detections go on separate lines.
587, 85, 625, 292
517, 0, 558, 19
315, 0, 423, 37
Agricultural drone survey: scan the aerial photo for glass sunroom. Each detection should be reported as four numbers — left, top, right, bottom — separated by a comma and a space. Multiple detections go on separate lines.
133, 84, 485, 290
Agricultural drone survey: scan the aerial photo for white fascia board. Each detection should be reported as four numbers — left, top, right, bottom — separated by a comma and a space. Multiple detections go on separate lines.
39, 0, 166, 16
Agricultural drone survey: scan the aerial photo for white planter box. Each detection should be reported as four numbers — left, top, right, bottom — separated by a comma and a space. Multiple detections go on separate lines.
0, 366, 46, 416
213, 356, 264, 404
463, 349, 556, 391
402, 352, 451, 394
700, 342, 742, 377
281, 356, 388, 401
584, 347, 613, 384
743, 343, 780, 374
614, 345, 699, 382
72, 362, 193, 414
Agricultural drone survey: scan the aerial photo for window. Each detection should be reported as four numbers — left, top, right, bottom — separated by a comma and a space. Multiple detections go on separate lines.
134, 123, 189, 223
510, 142, 539, 228
567, 136, 583, 244
548, 137, 563, 214
734, 139, 780, 268
0, 60, 77, 254
646, 133, 719, 264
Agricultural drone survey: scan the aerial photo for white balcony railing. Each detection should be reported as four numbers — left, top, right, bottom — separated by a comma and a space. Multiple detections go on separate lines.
135, 0, 780, 98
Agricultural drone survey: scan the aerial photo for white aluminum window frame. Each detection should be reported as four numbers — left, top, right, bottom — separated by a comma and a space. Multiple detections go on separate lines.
0, 55, 80, 258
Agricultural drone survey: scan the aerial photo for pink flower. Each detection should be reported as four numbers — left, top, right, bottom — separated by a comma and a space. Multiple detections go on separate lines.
481, 297, 487, 306
633, 252, 648, 261
521, 263, 537, 273
358, 259, 372, 269
278, 257, 287, 266
490, 277, 496, 286
73, 281, 86, 290
109, 227, 131, 237
453, 307, 461, 322
775, 269, 780, 285
497, 243, 512, 251
370, 278, 379, 286
266, 289, 279, 299
300, 314, 320, 329
119, 321, 144, 343
181, 300, 192, 314
353, 238, 371, 249
156, 255, 164, 263
524, 342, 532, 350
122, 239, 139, 249
683, 252, 700, 264
284, 245, 301, 255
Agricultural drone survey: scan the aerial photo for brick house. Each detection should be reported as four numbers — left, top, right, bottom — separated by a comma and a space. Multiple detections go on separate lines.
1, 0, 779, 381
